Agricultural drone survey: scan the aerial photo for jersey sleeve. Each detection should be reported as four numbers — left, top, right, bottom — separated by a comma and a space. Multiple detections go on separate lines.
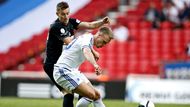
51, 24, 70, 41
80, 34, 93, 50
70, 18, 81, 29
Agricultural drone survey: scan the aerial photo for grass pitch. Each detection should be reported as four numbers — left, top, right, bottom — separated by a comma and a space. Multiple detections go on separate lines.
0, 97, 190, 107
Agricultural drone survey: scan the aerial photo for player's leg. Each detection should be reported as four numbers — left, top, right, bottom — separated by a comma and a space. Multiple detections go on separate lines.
63, 93, 74, 107
77, 81, 105, 107
60, 89, 74, 107
76, 73, 93, 107
76, 85, 105, 107
53, 67, 100, 101
73, 82, 100, 100
76, 72, 105, 107
88, 82, 105, 107
76, 71, 106, 107
92, 89, 106, 107
73, 69, 100, 100
43, 64, 74, 107
76, 97, 92, 107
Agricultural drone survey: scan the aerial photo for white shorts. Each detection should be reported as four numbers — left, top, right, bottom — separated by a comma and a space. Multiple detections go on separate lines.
53, 66, 90, 93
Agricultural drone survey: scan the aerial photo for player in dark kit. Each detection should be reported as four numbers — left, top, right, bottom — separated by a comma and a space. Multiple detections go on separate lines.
43, 1, 110, 107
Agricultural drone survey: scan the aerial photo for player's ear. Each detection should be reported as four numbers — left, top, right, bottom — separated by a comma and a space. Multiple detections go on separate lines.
56, 12, 58, 16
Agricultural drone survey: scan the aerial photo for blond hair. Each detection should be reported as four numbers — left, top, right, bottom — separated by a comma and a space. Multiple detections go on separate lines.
99, 26, 114, 39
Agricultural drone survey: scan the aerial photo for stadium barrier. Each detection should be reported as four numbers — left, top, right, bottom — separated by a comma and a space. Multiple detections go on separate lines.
0, 71, 125, 99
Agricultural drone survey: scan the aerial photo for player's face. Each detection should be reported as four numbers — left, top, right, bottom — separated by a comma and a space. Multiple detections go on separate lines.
95, 34, 111, 48
57, 8, 70, 25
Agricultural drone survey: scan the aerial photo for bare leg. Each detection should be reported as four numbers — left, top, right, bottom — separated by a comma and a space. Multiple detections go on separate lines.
73, 82, 100, 101
76, 82, 105, 107
92, 85, 106, 107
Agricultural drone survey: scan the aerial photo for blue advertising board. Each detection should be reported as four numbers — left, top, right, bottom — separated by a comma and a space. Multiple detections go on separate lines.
164, 61, 190, 79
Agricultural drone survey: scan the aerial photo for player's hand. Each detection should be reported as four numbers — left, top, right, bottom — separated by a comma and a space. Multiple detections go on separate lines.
102, 16, 110, 25
94, 64, 103, 75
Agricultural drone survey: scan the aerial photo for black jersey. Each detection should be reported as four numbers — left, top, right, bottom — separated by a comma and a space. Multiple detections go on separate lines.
44, 18, 81, 65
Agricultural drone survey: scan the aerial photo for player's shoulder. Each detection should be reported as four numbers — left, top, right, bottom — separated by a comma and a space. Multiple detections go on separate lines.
78, 32, 93, 42
69, 18, 76, 21
79, 33, 94, 46
50, 20, 63, 28
50, 22, 67, 34
69, 18, 81, 24
82, 32, 93, 38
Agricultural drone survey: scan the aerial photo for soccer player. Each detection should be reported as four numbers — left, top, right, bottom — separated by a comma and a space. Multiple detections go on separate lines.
53, 26, 113, 107
43, 1, 110, 107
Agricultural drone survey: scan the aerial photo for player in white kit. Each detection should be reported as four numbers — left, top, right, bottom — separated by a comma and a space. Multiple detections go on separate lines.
53, 26, 113, 107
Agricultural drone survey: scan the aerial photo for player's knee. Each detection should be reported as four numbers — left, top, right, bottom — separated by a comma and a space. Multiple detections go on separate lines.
94, 92, 101, 100
88, 92, 100, 101
93, 95, 100, 101
86, 91, 97, 100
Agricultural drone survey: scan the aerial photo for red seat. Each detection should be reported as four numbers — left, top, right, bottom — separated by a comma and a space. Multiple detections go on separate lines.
184, 29, 190, 44
139, 21, 152, 29
127, 21, 139, 29
129, 29, 139, 38
183, 21, 190, 29
160, 21, 173, 29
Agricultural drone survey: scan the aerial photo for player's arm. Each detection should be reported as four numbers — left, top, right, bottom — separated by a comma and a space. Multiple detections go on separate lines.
83, 47, 102, 75
78, 16, 110, 29
91, 48, 100, 61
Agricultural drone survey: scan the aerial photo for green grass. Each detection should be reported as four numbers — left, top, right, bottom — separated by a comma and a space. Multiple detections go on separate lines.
0, 97, 190, 107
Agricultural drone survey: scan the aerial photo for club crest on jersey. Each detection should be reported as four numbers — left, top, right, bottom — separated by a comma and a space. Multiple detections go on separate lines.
60, 28, 71, 37
76, 19, 80, 23
60, 28, 65, 34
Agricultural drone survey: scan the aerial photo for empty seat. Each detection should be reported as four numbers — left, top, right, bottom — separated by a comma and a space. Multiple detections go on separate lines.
160, 21, 173, 29
183, 21, 190, 29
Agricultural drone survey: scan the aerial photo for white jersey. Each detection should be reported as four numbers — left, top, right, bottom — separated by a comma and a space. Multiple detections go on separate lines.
55, 33, 94, 69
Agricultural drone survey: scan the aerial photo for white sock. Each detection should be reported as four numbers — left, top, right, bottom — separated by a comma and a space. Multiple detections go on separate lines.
92, 99, 105, 107
76, 97, 92, 107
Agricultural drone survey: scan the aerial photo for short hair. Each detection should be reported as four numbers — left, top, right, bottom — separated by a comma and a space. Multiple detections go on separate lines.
56, 2, 69, 12
99, 26, 114, 39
